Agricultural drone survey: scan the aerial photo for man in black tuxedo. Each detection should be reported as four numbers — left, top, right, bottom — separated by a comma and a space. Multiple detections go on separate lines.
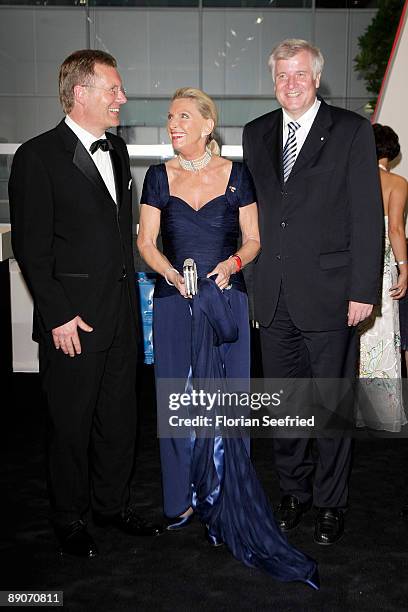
243, 39, 383, 544
9, 50, 162, 557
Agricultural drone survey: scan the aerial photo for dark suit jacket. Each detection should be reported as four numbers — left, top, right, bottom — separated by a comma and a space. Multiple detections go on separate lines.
243, 99, 384, 331
9, 119, 139, 352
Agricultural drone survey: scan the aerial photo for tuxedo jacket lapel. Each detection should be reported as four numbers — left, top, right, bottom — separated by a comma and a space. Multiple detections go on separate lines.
108, 137, 123, 207
57, 120, 119, 207
72, 141, 116, 205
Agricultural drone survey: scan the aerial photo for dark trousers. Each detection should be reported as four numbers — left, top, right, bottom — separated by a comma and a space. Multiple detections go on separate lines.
39, 284, 138, 528
260, 286, 357, 509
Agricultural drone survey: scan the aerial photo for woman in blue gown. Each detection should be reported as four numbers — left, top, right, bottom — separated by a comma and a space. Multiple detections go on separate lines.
137, 87, 318, 588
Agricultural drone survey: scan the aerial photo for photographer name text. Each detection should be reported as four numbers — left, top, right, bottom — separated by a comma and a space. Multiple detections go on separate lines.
168, 415, 315, 428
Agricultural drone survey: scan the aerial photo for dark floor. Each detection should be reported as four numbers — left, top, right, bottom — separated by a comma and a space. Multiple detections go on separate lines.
1, 368, 408, 612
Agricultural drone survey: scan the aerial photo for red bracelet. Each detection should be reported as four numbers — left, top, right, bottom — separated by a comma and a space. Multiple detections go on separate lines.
230, 254, 242, 272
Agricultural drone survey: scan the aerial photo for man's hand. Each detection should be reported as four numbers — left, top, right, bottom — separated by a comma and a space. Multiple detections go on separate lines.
347, 301, 373, 327
52, 316, 93, 356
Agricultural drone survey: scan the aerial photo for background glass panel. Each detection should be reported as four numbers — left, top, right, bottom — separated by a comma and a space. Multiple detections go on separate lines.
316, 1, 379, 7
120, 97, 280, 130
0, 8, 36, 97
203, 1, 311, 6
89, 1, 198, 6
0, 1, 198, 5
0, 8, 86, 98
0, 3, 379, 144
202, 9, 313, 95
0, 96, 62, 143
90, 8, 200, 95
0, 0, 380, 5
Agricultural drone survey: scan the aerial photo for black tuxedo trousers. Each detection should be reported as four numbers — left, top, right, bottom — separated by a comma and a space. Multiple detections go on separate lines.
40, 282, 138, 527
260, 285, 357, 508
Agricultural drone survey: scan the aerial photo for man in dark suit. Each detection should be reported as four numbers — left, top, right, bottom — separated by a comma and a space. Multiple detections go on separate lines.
9, 49, 162, 557
243, 39, 383, 544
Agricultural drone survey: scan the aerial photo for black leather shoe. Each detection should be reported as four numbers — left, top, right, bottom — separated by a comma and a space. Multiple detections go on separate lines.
94, 507, 164, 536
314, 508, 344, 545
56, 520, 98, 558
275, 495, 312, 531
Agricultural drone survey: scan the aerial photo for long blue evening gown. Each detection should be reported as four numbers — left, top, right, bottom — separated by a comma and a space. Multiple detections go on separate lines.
141, 161, 318, 586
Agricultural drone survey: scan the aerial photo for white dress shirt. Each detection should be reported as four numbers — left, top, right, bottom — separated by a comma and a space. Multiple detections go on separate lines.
282, 98, 321, 162
65, 115, 117, 204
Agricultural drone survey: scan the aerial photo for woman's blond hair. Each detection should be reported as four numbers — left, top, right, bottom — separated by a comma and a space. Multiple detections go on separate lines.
171, 87, 220, 156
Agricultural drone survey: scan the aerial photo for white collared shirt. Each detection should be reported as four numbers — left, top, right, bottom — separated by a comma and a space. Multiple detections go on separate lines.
282, 98, 321, 162
65, 115, 117, 204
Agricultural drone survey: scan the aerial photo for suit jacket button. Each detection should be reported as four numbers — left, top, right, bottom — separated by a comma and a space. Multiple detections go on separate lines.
281, 221, 287, 228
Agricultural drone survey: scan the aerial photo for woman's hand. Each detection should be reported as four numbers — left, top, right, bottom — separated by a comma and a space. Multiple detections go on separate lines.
166, 268, 189, 298
390, 271, 408, 300
207, 258, 236, 290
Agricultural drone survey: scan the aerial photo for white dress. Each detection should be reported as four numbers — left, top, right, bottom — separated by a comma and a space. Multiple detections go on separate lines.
358, 217, 407, 432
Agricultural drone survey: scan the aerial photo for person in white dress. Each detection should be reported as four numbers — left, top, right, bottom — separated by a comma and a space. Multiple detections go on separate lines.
358, 124, 408, 432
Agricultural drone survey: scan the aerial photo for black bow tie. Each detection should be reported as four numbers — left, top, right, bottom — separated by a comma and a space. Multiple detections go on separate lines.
89, 139, 113, 154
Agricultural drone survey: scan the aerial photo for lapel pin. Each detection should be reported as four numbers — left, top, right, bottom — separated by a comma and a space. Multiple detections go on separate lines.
229, 186, 236, 192
320, 137, 325, 141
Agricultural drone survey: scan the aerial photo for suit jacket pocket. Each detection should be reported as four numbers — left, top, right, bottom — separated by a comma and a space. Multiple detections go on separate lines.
319, 250, 350, 270
55, 272, 89, 278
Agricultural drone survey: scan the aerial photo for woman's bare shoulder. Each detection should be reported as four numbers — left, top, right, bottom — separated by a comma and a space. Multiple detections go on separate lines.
389, 171, 408, 193
165, 157, 182, 182
214, 155, 232, 167
165, 157, 179, 170
164, 157, 180, 168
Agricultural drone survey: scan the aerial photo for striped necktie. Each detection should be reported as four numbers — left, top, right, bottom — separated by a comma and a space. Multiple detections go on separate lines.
282, 121, 300, 182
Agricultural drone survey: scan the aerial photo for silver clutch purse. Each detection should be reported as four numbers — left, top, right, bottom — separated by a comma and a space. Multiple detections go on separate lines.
183, 258, 198, 297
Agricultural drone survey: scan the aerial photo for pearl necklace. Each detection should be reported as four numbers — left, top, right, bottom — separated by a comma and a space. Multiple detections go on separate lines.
178, 148, 212, 172
378, 163, 388, 172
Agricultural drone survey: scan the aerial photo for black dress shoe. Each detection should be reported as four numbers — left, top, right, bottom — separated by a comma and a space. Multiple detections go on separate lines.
56, 520, 98, 558
94, 507, 164, 536
314, 508, 344, 545
275, 495, 312, 531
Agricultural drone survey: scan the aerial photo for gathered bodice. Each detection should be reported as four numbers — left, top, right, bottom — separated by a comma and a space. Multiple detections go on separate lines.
141, 162, 256, 298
